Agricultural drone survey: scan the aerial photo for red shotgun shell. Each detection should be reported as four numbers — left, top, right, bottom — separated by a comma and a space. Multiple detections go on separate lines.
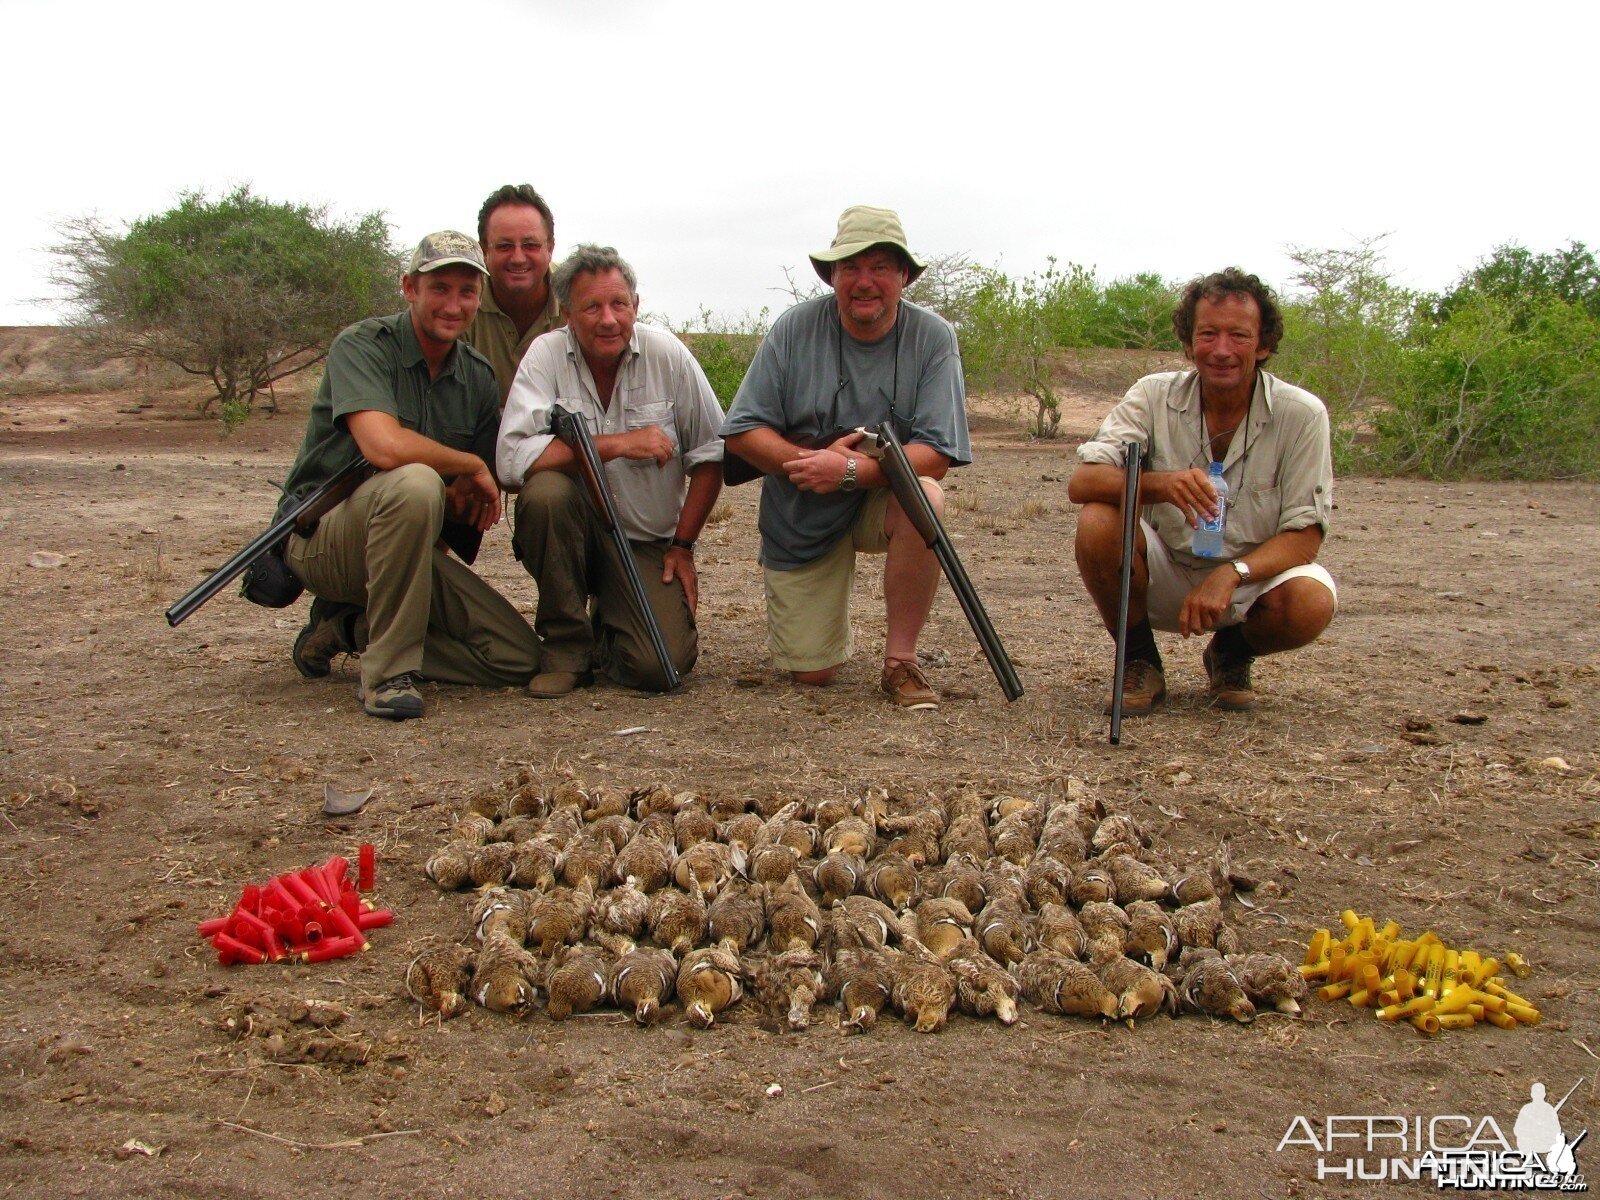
357, 844, 376, 892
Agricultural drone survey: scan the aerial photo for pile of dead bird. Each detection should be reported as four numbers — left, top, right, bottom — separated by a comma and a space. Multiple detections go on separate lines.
406, 766, 1307, 1034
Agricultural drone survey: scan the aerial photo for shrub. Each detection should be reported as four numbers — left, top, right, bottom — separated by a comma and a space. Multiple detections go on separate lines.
51, 185, 401, 427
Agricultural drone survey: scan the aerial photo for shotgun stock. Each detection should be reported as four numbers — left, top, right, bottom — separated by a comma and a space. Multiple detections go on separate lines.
1109, 440, 1145, 744
165, 456, 373, 627
869, 423, 1022, 702
549, 404, 680, 692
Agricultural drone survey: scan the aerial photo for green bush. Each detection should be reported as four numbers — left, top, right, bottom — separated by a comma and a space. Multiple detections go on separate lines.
678, 307, 769, 410
1379, 292, 1600, 478
51, 185, 401, 427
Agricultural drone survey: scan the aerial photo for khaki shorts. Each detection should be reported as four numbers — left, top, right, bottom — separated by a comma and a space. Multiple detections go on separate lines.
1141, 519, 1338, 632
763, 483, 939, 672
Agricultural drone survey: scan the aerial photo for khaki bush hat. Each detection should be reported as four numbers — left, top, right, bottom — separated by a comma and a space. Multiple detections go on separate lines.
809, 205, 927, 285
407, 230, 489, 276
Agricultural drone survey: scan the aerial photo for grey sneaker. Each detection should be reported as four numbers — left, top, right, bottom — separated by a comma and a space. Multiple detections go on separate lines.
361, 673, 425, 720
293, 599, 358, 679
1203, 639, 1256, 711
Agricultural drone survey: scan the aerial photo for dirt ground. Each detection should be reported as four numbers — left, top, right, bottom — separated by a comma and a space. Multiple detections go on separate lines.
1, 333, 1598, 1200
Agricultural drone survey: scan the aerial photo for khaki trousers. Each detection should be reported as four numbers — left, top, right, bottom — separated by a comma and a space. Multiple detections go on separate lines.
285, 464, 539, 692
512, 471, 696, 691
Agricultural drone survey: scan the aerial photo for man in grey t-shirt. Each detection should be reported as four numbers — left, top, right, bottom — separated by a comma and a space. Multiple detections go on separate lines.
722, 206, 970, 710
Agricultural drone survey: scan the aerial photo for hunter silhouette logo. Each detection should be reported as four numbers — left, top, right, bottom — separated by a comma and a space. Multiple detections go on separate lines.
1276, 1076, 1588, 1190
1515, 1080, 1588, 1182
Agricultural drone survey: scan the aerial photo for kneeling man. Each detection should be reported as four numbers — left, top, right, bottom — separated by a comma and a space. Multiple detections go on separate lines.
283, 232, 539, 719
1068, 268, 1337, 713
497, 245, 724, 696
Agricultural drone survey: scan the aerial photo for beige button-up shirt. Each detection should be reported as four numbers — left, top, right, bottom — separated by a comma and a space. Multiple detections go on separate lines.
496, 323, 725, 543
462, 272, 563, 406
1077, 369, 1333, 569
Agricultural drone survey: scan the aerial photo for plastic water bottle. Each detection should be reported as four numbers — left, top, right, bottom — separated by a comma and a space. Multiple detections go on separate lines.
1192, 461, 1228, 558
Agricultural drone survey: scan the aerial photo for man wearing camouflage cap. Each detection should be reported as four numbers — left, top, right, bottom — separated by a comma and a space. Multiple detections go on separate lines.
279, 232, 539, 719
722, 206, 971, 710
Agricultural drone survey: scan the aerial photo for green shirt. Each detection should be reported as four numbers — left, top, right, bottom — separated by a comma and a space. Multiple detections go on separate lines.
278, 310, 499, 517
462, 272, 564, 406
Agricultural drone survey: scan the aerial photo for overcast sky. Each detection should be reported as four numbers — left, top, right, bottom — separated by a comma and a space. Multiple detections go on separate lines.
3, 0, 1594, 328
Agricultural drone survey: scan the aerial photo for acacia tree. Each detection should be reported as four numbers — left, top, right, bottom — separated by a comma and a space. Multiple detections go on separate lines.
51, 186, 401, 424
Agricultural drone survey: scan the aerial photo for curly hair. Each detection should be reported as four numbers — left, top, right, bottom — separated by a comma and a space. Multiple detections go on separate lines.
1171, 268, 1284, 359
476, 184, 554, 246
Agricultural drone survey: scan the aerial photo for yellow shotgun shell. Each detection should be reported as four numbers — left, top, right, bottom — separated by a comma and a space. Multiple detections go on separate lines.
1377, 995, 1436, 1022
1504, 1002, 1541, 1025
1437, 1013, 1476, 1031
1305, 930, 1331, 966
1485, 1010, 1519, 1031
1319, 980, 1354, 1002
1506, 952, 1531, 978
1411, 1013, 1442, 1036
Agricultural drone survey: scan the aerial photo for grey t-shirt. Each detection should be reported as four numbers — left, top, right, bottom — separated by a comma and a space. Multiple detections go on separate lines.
721, 297, 970, 569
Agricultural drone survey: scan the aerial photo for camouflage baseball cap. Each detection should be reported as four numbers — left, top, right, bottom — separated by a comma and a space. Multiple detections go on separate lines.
406, 230, 489, 276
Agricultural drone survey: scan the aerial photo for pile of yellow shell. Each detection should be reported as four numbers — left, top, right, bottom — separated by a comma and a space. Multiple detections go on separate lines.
1302, 911, 1539, 1035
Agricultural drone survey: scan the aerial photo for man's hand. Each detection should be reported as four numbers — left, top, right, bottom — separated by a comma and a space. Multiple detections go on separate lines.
446, 465, 503, 532
784, 447, 860, 493
1179, 566, 1239, 637
662, 545, 698, 614
609, 425, 675, 467
1147, 468, 1220, 528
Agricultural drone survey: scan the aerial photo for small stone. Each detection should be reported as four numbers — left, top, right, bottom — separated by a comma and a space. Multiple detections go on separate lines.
28, 552, 67, 569
765, 1083, 783, 1097
1450, 712, 1488, 725
483, 1092, 507, 1117
1542, 757, 1572, 772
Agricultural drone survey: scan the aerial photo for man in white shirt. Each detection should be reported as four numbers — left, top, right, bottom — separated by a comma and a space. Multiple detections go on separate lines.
497, 245, 724, 696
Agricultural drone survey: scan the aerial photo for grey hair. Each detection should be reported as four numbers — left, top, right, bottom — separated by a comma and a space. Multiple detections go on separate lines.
552, 244, 638, 308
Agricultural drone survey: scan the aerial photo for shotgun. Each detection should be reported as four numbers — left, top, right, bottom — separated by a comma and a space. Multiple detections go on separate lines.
549, 404, 680, 692
868, 422, 1022, 702
1109, 440, 1145, 745
165, 456, 373, 627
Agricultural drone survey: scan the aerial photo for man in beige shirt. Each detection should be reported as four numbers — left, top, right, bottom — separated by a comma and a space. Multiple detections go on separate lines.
463, 184, 564, 405
1069, 268, 1337, 714
497, 245, 725, 697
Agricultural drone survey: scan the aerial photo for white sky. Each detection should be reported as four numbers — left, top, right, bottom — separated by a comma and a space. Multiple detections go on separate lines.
3, 0, 1595, 327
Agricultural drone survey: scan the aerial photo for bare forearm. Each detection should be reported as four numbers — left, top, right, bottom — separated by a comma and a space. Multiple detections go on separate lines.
348, 415, 484, 478
675, 464, 722, 543
854, 441, 951, 489
1236, 526, 1324, 578
725, 428, 804, 475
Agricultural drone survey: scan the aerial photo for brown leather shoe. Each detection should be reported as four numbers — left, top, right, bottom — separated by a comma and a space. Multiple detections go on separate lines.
1101, 660, 1166, 716
527, 670, 594, 700
881, 661, 939, 711
1203, 639, 1256, 711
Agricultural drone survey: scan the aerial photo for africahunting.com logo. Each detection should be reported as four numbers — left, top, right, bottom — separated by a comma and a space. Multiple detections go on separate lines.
1276, 1077, 1588, 1190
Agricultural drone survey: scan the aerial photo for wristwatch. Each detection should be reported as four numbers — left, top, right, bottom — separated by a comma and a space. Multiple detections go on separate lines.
1231, 560, 1252, 583
670, 537, 696, 553
838, 457, 859, 492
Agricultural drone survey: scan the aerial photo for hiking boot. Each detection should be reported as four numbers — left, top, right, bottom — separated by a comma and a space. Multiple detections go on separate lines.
292, 598, 358, 679
1102, 659, 1166, 716
1203, 638, 1256, 711
526, 670, 594, 700
881, 661, 939, 711
360, 673, 425, 720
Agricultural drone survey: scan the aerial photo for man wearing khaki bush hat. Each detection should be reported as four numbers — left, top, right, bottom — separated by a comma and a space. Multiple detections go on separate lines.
722, 205, 971, 710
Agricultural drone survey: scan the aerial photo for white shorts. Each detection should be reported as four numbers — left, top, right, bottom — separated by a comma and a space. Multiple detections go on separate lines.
1141, 520, 1338, 633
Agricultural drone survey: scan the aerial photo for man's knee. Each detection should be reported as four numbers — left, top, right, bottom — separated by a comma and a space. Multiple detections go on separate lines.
1074, 502, 1123, 563
1250, 577, 1335, 643
885, 479, 944, 538
374, 463, 445, 521
515, 471, 583, 519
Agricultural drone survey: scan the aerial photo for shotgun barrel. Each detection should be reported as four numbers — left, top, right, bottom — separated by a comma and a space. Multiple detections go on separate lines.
164, 456, 373, 627
1109, 440, 1145, 744
549, 404, 680, 692
869, 422, 1022, 702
